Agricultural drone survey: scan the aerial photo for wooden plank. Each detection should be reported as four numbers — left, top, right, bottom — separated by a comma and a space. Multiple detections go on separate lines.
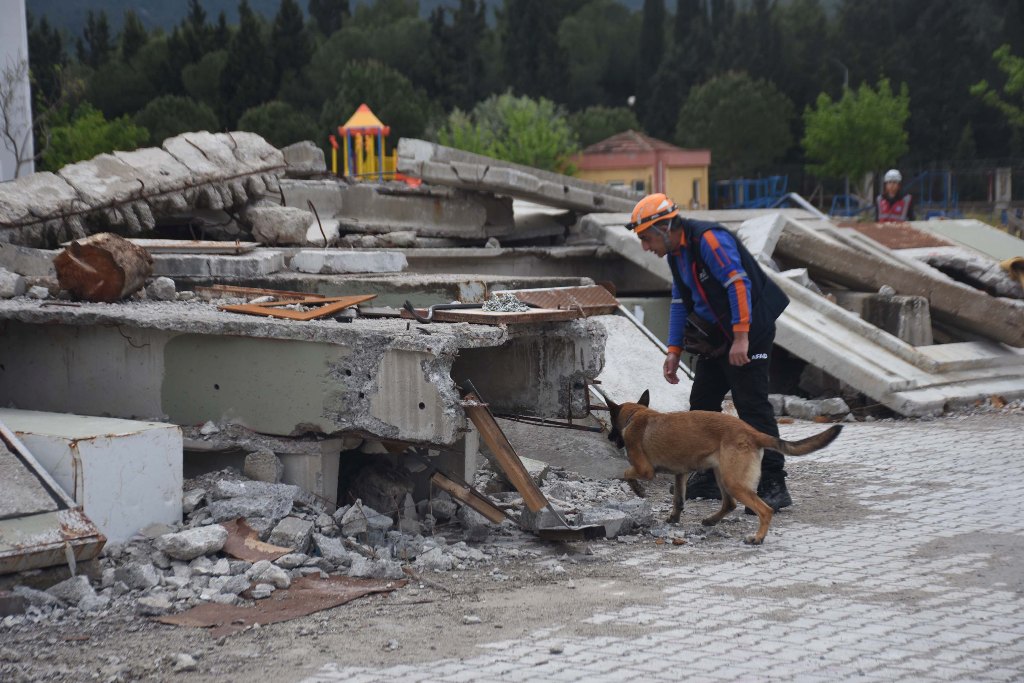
462, 392, 549, 513
127, 239, 260, 255
502, 284, 619, 315
429, 472, 507, 525
400, 307, 582, 325
219, 294, 376, 320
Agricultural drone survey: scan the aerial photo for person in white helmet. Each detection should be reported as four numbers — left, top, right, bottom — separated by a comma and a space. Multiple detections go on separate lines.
875, 169, 915, 222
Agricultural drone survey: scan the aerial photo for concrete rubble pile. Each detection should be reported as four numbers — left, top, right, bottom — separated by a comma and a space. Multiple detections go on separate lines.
0, 132, 285, 249
0, 461, 664, 632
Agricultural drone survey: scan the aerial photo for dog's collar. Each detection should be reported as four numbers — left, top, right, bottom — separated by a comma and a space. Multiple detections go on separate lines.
620, 411, 636, 432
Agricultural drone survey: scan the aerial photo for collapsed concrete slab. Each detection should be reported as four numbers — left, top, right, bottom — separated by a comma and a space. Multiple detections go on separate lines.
397, 139, 639, 213
0, 132, 285, 248
775, 218, 1024, 347
0, 298, 606, 450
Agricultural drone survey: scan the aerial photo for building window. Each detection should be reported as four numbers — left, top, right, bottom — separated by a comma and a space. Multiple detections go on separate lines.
632, 179, 646, 193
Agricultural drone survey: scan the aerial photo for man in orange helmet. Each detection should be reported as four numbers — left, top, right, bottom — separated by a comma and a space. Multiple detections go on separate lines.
625, 193, 793, 512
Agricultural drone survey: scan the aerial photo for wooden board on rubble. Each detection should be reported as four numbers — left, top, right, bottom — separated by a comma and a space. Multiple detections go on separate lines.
127, 239, 261, 254
501, 284, 619, 315
399, 307, 583, 325
219, 294, 376, 320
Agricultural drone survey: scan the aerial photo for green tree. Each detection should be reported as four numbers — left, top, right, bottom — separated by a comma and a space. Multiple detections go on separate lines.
643, 0, 711, 139
77, 10, 113, 68
219, 0, 274, 126
570, 106, 641, 148
42, 104, 149, 171
500, 0, 573, 101
238, 100, 320, 148
308, 0, 350, 36
635, 0, 666, 116
28, 14, 66, 105
426, 0, 490, 111
86, 59, 157, 119
437, 92, 579, 172
272, 0, 312, 91
120, 10, 149, 62
134, 95, 220, 145
676, 72, 795, 178
182, 50, 229, 110
319, 60, 435, 141
558, 0, 640, 110
802, 78, 910, 191
971, 44, 1024, 129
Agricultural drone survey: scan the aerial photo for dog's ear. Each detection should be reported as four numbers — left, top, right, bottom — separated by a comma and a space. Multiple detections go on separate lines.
638, 390, 650, 407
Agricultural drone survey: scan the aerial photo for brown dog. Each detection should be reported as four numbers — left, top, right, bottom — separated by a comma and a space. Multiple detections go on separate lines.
606, 390, 842, 544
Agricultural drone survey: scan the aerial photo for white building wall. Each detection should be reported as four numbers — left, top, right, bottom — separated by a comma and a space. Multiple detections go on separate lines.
1, 0, 34, 181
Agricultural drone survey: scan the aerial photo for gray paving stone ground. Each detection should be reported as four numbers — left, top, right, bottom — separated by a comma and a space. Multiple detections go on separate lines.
302, 415, 1024, 682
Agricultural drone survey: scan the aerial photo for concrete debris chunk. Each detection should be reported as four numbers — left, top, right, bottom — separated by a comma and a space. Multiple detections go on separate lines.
289, 250, 408, 274
347, 556, 405, 580
579, 508, 631, 539
245, 205, 314, 246
26, 285, 50, 300
145, 276, 176, 301
281, 140, 327, 178
247, 560, 291, 589
156, 525, 229, 561
311, 534, 353, 567
603, 498, 653, 529
274, 553, 308, 569
267, 516, 314, 553
414, 546, 454, 572
182, 488, 206, 515
136, 595, 173, 616
0, 267, 27, 298
46, 576, 97, 606
457, 505, 492, 542
206, 494, 293, 524
115, 562, 162, 591
12, 586, 62, 608
243, 448, 285, 484
209, 479, 317, 508
171, 653, 198, 673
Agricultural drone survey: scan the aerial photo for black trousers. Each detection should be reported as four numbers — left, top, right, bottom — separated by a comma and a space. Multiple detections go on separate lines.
688, 327, 785, 475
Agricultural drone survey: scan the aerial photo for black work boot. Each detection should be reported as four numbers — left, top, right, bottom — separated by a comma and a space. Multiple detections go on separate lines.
684, 470, 721, 500
745, 471, 792, 514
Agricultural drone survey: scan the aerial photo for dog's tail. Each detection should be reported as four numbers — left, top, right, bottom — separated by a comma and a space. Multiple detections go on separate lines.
767, 424, 843, 456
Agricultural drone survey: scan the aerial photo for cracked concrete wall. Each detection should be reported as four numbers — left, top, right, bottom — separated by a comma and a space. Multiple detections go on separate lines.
0, 132, 284, 248
450, 319, 607, 418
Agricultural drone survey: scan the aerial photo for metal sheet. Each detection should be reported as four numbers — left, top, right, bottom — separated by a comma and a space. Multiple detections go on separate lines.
219, 294, 376, 320
503, 284, 619, 315
220, 519, 290, 562
400, 306, 582, 325
157, 575, 405, 638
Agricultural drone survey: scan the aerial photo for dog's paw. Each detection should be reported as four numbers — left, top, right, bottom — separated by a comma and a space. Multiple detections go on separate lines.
665, 514, 681, 524
743, 534, 764, 545
700, 517, 718, 527
626, 479, 646, 498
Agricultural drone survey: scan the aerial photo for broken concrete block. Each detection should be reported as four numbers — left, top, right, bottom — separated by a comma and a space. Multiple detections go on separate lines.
246, 205, 314, 246
146, 276, 176, 301
289, 249, 407, 274
782, 397, 821, 420
26, 285, 49, 299
736, 213, 787, 263
78, 593, 110, 612
282, 140, 327, 178
151, 251, 284, 278
312, 533, 353, 567
251, 583, 275, 600
209, 479, 316, 508
580, 508, 631, 539
457, 505, 492, 542
274, 553, 308, 569
115, 562, 162, 590
244, 448, 285, 484
339, 504, 369, 536
182, 489, 205, 515
0, 267, 27, 298
156, 525, 229, 561
603, 499, 653, 529
218, 574, 251, 596
768, 394, 785, 416
247, 560, 291, 589
517, 456, 551, 487
818, 397, 851, 416
267, 516, 314, 553
414, 546, 454, 572
418, 491, 457, 521
135, 595, 173, 616
0, 244, 56, 276
206, 494, 293, 525
12, 585, 61, 608
305, 218, 341, 246
46, 575, 96, 606
348, 556, 405, 580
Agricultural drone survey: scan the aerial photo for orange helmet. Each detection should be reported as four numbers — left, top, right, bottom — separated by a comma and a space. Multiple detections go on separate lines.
626, 193, 678, 234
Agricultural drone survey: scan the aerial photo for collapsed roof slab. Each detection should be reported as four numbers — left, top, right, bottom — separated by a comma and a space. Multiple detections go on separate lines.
775, 218, 1024, 348
0, 132, 285, 248
278, 179, 523, 240
0, 299, 606, 447
396, 139, 639, 213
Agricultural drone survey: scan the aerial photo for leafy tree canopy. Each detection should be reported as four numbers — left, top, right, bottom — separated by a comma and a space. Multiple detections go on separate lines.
570, 106, 641, 149
676, 71, 795, 178
802, 77, 910, 181
238, 100, 320, 148
42, 104, 149, 171
437, 91, 579, 172
134, 95, 220, 145
971, 44, 1024, 129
